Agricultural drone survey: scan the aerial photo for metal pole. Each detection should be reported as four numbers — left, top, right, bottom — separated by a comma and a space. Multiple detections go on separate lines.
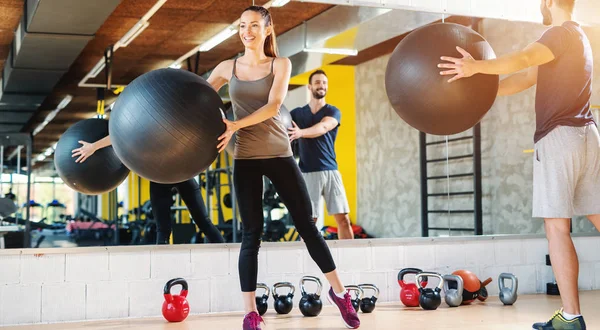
25, 140, 32, 248
137, 176, 141, 220
473, 123, 483, 235
0, 146, 3, 195
419, 131, 428, 237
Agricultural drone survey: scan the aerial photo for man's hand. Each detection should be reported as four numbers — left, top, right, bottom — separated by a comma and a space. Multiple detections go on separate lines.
438, 46, 479, 83
288, 121, 303, 141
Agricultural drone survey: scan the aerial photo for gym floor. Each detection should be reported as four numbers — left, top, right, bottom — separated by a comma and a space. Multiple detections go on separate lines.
4, 291, 599, 329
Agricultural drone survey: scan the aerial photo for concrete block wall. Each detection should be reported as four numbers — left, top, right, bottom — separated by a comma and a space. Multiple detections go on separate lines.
0, 235, 599, 326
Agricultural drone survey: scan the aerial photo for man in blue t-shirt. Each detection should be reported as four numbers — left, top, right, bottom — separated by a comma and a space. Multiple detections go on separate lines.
288, 70, 353, 239
439, 0, 598, 328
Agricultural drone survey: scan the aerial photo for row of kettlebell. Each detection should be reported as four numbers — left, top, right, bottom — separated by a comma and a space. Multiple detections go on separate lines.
398, 268, 518, 310
256, 276, 380, 317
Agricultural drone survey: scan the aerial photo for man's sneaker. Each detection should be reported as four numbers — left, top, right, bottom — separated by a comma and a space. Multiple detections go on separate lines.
242, 311, 264, 330
532, 309, 586, 330
327, 287, 360, 329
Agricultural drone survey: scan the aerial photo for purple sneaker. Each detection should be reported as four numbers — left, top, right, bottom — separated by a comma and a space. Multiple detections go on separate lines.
242, 311, 264, 330
327, 287, 361, 329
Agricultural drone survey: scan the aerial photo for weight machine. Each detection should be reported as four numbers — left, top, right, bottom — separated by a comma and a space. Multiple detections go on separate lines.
0, 133, 33, 248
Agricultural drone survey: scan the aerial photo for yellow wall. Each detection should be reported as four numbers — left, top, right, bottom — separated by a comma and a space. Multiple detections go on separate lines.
289, 65, 357, 227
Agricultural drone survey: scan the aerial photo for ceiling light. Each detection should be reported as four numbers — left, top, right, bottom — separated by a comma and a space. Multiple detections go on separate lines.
303, 47, 359, 56
271, 0, 291, 7
198, 25, 238, 52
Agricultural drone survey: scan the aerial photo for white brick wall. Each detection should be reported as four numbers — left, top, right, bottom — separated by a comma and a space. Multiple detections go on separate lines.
0, 254, 21, 284
41, 282, 86, 323
150, 250, 191, 280
109, 251, 150, 281
0, 284, 41, 325
0, 235, 598, 326
66, 253, 109, 282
86, 281, 129, 320
21, 254, 65, 284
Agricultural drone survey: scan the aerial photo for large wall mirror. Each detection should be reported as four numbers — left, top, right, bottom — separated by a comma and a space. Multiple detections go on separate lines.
2, 2, 599, 250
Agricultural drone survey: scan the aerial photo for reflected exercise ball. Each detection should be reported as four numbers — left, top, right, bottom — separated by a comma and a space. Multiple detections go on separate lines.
54, 118, 130, 195
385, 23, 499, 135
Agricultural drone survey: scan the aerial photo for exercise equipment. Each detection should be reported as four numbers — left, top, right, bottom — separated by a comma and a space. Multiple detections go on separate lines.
224, 104, 293, 155
0, 198, 17, 218
54, 118, 129, 195
477, 277, 493, 302
546, 254, 560, 295
345, 285, 363, 312
162, 278, 190, 322
384, 22, 499, 135
398, 268, 427, 307
255, 283, 270, 316
299, 276, 323, 317
443, 274, 464, 307
358, 284, 379, 313
499, 273, 518, 305
109, 68, 225, 184
272, 282, 295, 315
416, 272, 443, 310
452, 269, 484, 304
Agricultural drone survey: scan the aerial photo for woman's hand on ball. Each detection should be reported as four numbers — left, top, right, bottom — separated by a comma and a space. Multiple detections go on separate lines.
438, 46, 478, 83
71, 141, 96, 163
217, 118, 238, 153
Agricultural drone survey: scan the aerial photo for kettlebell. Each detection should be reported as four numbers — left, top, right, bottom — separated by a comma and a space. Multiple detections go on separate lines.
416, 272, 443, 310
162, 278, 190, 322
345, 285, 364, 312
398, 268, 428, 307
255, 283, 270, 316
358, 284, 379, 313
272, 282, 295, 314
443, 274, 464, 307
299, 276, 323, 317
477, 277, 493, 302
498, 273, 518, 305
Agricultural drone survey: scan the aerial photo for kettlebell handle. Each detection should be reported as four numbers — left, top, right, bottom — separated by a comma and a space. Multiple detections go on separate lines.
273, 282, 295, 297
416, 272, 443, 290
398, 268, 424, 282
443, 274, 464, 294
345, 285, 364, 299
358, 284, 379, 299
498, 273, 518, 291
256, 283, 271, 297
300, 276, 322, 296
164, 278, 189, 300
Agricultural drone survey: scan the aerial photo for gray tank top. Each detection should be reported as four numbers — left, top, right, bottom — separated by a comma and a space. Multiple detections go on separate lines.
229, 58, 293, 159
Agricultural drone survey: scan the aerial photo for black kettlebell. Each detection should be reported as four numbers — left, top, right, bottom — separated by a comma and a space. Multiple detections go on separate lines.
416, 272, 443, 310
299, 276, 323, 317
358, 284, 379, 313
345, 285, 363, 312
255, 283, 270, 316
272, 282, 295, 314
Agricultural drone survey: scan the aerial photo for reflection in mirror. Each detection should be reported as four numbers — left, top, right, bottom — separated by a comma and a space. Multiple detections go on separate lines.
2, 7, 599, 251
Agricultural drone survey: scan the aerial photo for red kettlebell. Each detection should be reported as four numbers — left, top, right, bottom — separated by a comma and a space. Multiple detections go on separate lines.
398, 268, 428, 307
162, 278, 190, 322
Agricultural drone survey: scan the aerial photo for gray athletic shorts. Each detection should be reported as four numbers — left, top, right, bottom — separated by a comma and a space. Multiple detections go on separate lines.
302, 170, 350, 218
533, 124, 600, 218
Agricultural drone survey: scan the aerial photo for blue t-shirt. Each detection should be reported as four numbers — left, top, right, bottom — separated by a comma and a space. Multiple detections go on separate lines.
534, 21, 595, 143
290, 104, 341, 173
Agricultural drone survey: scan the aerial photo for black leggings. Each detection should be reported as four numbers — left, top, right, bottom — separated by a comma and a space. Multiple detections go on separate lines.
234, 157, 336, 292
150, 179, 225, 244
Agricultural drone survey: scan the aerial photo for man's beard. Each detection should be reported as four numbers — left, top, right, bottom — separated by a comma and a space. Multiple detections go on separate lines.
312, 89, 326, 99
541, 5, 552, 25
